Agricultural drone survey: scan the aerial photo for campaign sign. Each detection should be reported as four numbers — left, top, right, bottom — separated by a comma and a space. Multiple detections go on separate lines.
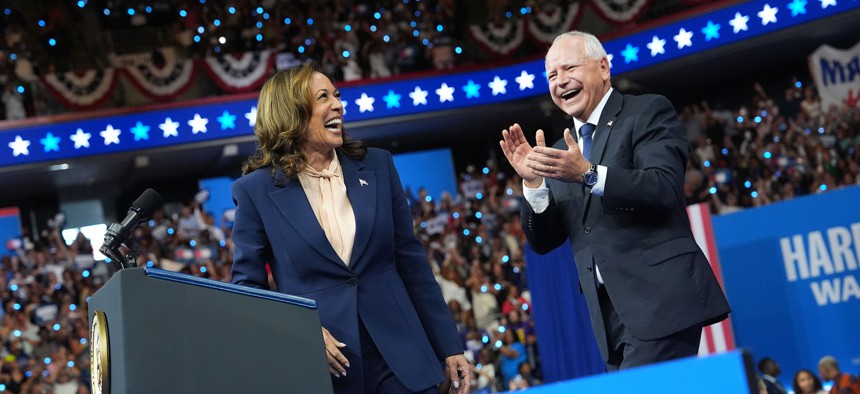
713, 185, 860, 384
1, 207, 22, 254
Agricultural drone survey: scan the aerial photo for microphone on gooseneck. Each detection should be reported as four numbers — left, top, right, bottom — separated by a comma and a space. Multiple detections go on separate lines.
101, 188, 162, 269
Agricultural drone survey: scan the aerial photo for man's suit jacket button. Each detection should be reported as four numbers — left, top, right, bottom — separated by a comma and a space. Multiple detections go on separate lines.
586, 266, 592, 272
584, 226, 591, 234
347, 277, 357, 287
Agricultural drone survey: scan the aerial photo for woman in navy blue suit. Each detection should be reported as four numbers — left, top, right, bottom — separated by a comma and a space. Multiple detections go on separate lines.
231, 63, 471, 394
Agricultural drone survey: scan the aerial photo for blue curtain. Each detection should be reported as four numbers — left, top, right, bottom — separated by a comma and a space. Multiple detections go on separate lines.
525, 242, 605, 383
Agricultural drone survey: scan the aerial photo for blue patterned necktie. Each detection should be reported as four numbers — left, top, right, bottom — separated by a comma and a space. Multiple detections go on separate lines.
580, 123, 596, 161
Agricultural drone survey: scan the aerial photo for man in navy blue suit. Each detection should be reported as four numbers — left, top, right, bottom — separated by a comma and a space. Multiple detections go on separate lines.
500, 31, 730, 370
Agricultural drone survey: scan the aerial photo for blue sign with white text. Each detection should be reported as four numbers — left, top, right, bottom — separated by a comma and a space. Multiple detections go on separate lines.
713, 185, 860, 386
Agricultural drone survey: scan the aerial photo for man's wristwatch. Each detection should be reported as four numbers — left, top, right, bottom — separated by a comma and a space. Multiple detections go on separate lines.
582, 163, 598, 187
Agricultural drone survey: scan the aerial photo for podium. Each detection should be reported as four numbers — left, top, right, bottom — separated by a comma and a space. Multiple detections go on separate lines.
88, 267, 333, 394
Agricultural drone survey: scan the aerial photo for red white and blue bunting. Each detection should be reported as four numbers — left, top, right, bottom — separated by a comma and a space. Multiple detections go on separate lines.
202, 51, 273, 93
526, 2, 583, 45
468, 19, 525, 56
122, 59, 197, 101
590, 0, 650, 24
40, 68, 118, 110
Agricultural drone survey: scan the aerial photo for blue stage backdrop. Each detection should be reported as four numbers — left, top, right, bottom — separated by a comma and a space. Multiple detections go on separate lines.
391, 148, 457, 203
525, 242, 606, 383
713, 185, 860, 386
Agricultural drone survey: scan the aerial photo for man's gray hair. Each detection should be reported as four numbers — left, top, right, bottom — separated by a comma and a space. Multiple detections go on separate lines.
551, 31, 607, 61
818, 355, 839, 369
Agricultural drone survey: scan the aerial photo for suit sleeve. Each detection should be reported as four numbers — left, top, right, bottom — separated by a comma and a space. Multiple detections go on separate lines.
230, 179, 273, 290
521, 196, 569, 255
384, 151, 463, 359
602, 95, 690, 213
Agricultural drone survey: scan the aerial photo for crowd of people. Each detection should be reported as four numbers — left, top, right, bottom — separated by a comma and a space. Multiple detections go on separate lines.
0, 0, 470, 120
683, 80, 860, 214
757, 355, 860, 394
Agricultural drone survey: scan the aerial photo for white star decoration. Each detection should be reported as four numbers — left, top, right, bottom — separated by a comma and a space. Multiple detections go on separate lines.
70, 128, 91, 149
8, 136, 30, 156
188, 114, 209, 134
436, 83, 455, 102
820, 0, 837, 8
606, 54, 614, 69
100, 125, 121, 145
245, 106, 257, 127
515, 71, 535, 90
647, 36, 666, 56
355, 93, 375, 112
488, 76, 508, 96
729, 12, 749, 33
160, 117, 180, 138
674, 28, 694, 49
758, 4, 778, 25
409, 86, 428, 106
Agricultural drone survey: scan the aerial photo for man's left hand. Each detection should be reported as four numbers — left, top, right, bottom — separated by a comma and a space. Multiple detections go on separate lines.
527, 128, 591, 183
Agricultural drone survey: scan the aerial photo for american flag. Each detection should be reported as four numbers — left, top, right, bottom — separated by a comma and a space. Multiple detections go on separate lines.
687, 203, 736, 356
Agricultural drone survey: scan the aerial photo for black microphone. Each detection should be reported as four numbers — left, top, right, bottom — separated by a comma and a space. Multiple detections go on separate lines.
101, 189, 162, 266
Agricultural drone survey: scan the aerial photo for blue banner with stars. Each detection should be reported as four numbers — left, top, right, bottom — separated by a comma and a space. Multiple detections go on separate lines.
2, 0, 857, 168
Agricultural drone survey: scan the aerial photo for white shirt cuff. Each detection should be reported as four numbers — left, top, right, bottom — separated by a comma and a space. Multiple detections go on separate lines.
522, 179, 550, 214
591, 165, 608, 196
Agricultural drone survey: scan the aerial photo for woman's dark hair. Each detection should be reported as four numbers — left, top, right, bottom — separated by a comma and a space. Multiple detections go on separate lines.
242, 62, 366, 181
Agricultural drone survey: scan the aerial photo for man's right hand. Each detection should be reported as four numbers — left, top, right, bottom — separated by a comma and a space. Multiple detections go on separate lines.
500, 123, 545, 188
321, 327, 349, 378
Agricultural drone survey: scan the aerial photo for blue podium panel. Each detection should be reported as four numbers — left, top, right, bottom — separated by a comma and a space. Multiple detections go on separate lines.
518, 350, 755, 394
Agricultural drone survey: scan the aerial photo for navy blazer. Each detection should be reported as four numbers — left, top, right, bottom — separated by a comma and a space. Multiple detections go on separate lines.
523, 90, 731, 361
231, 148, 462, 393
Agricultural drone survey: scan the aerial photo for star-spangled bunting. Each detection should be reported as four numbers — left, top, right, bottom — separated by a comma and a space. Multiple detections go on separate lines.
217, 110, 237, 130
70, 129, 91, 149
130, 122, 150, 141
9, 136, 30, 157
702, 21, 721, 41
489, 76, 508, 96
647, 36, 666, 56
621, 44, 639, 63
188, 114, 209, 134
40, 133, 61, 152
409, 86, 428, 106
2, 0, 856, 169
100, 125, 121, 145
758, 4, 779, 25
788, 0, 807, 16
463, 80, 481, 98
436, 83, 455, 103
730, 13, 750, 33
383, 90, 401, 109
674, 28, 694, 49
160, 117, 180, 138
355, 93, 375, 112
245, 107, 257, 127
515, 71, 535, 90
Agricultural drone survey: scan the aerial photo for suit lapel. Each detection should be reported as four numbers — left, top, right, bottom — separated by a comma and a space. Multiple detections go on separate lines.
338, 151, 376, 268
267, 170, 349, 270
590, 90, 622, 166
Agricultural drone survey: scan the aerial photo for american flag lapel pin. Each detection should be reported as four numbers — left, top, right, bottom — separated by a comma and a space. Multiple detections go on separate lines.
359, 179, 368, 186
607, 120, 613, 127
